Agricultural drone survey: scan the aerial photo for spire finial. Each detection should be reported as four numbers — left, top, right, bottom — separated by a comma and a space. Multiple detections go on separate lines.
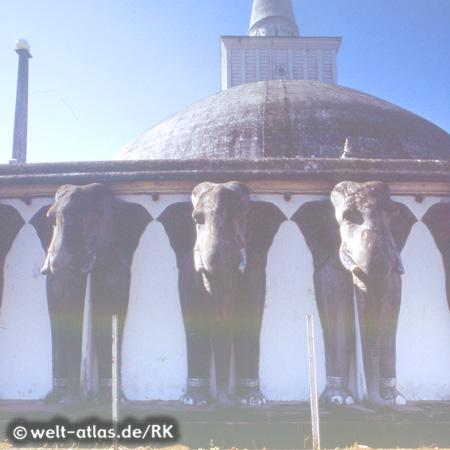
248, 0, 299, 37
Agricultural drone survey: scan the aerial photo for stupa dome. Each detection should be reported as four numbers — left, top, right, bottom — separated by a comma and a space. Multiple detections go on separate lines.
115, 80, 450, 161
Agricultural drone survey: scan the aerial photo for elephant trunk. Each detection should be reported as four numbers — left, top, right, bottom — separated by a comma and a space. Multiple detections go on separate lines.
194, 240, 240, 406
194, 240, 245, 320
360, 227, 396, 280
355, 285, 387, 407
341, 229, 398, 283
355, 280, 404, 408
213, 333, 234, 407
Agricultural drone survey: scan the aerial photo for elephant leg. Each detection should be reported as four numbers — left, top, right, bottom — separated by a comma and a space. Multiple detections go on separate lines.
314, 262, 355, 405
234, 264, 266, 406
380, 274, 405, 405
179, 264, 212, 406
91, 263, 130, 404
45, 275, 68, 404
356, 282, 395, 408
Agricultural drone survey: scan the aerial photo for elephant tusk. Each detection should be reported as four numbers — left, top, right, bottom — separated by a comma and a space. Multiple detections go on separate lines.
339, 250, 359, 274
202, 273, 212, 295
339, 248, 367, 284
81, 251, 97, 273
194, 249, 205, 273
238, 248, 246, 273
40, 255, 52, 275
395, 254, 405, 275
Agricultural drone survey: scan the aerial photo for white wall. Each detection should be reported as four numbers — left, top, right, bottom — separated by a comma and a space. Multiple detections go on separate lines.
0, 192, 449, 403
122, 194, 188, 400
395, 197, 450, 400
0, 198, 52, 399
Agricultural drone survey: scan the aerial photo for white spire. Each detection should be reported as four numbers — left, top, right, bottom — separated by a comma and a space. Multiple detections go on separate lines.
248, 0, 299, 36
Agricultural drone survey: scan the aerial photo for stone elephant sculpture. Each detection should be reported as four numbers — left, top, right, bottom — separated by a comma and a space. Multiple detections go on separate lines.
422, 202, 450, 310
31, 183, 151, 404
331, 181, 416, 407
159, 182, 285, 406
292, 181, 416, 407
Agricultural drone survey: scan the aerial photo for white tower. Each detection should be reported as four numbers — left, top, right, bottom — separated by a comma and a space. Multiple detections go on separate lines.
248, 0, 299, 36
220, 0, 341, 90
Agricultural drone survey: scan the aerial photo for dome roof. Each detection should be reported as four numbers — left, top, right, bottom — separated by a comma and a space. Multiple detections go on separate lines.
115, 80, 450, 161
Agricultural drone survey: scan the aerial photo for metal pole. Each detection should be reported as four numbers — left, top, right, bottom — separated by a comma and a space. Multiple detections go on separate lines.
112, 315, 118, 450
11, 39, 32, 164
306, 314, 320, 450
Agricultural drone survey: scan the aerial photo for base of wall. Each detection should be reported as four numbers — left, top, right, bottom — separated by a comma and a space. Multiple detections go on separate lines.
1, 400, 450, 448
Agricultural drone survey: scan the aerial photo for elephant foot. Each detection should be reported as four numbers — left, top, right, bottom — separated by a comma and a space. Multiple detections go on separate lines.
367, 382, 402, 409
180, 378, 212, 406
320, 387, 355, 406
381, 378, 406, 406
45, 386, 67, 404
366, 394, 395, 408
237, 379, 267, 406
320, 377, 355, 406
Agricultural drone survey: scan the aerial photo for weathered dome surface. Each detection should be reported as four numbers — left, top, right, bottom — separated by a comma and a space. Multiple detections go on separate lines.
115, 80, 450, 161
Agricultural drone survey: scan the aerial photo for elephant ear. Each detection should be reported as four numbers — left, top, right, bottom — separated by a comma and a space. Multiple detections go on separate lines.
113, 200, 153, 267
29, 205, 53, 252
0, 205, 25, 309
0, 205, 25, 258
422, 202, 450, 266
291, 200, 341, 268
246, 201, 286, 268
158, 202, 195, 269
389, 201, 417, 252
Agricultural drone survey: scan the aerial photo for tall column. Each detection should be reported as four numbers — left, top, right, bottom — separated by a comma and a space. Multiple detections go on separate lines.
11, 39, 32, 164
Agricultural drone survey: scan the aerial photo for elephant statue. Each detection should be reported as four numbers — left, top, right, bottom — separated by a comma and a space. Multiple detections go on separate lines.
159, 182, 285, 406
331, 181, 416, 407
31, 183, 151, 404
422, 202, 450, 310
292, 181, 416, 407
0, 205, 25, 310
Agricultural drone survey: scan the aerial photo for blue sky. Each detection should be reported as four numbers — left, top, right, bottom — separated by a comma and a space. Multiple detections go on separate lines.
0, 0, 449, 163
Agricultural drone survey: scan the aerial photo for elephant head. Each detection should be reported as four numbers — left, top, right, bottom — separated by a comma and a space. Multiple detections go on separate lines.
191, 182, 250, 315
332, 181, 405, 287
41, 184, 116, 276
331, 181, 416, 407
